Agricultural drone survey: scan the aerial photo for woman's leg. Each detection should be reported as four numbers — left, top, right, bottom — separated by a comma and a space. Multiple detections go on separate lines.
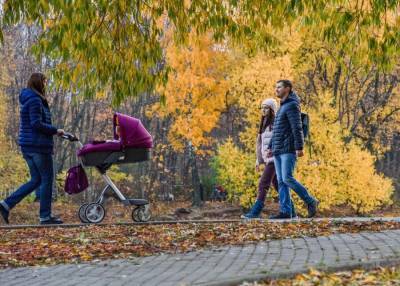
1, 153, 41, 211
257, 162, 277, 202
272, 172, 278, 192
31, 153, 54, 221
242, 163, 276, 218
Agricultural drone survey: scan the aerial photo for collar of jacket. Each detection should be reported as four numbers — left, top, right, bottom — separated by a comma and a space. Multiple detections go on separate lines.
280, 91, 298, 106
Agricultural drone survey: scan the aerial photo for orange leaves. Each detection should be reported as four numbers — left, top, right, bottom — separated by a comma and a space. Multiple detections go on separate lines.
256, 266, 400, 286
151, 33, 230, 153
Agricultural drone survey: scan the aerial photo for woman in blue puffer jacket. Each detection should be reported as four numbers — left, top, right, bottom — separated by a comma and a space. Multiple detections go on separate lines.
0, 73, 65, 225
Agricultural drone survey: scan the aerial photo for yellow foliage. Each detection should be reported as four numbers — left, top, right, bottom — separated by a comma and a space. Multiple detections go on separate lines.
228, 51, 293, 152
213, 53, 393, 212
149, 33, 230, 153
0, 53, 28, 193
296, 92, 393, 214
211, 139, 259, 207
214, 91, 393, 212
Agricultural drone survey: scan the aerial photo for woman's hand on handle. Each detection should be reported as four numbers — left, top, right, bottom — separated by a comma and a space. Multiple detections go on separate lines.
57, 129, 65, 136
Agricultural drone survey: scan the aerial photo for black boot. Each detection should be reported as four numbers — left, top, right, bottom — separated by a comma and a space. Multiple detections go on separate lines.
0, 204, 9, 224
269, 212, 291, 219
40, 216, 63, 225
307, 199, 319, 218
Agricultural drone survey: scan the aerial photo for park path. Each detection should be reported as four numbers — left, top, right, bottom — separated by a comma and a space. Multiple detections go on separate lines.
1, 227, 400, 285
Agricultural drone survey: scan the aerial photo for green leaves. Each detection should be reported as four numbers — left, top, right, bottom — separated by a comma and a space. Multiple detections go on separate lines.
1, 0, 400, 105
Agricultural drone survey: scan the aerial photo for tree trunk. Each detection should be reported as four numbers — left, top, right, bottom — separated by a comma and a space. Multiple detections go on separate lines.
188, 142, 203, 207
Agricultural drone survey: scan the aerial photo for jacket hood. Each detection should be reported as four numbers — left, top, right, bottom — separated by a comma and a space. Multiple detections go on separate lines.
288, 91, 300, 103
19, 88, 41, 105
281, 91, 300, 105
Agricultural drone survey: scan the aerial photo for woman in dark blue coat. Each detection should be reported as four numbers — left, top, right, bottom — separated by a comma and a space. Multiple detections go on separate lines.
0, 73, 65, 225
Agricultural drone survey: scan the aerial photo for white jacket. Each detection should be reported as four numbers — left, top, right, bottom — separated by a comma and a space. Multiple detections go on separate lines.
256, 125, 274, 165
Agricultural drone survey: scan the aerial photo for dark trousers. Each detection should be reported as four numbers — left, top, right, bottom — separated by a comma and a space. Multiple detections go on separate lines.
256, 162, 278, 201
2, 152, 54, 220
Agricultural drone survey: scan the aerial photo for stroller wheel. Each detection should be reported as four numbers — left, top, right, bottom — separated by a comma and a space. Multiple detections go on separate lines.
78, 203, 89, 223
85, 203, 106, 223
132, 205, 151, 222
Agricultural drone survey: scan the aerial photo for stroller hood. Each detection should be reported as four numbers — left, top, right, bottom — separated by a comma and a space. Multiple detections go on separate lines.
113, 113, 153, 148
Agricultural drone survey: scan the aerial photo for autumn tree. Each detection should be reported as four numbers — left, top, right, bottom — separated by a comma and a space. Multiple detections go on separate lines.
292, 25, 400, 197
0, 35, 28, 196
150, 33, 230, 151
213, 52, 394, 214
293, 36, 400, 154
149, 33, 230, 205
2, 1, 400, 104
295, 92, 393, 214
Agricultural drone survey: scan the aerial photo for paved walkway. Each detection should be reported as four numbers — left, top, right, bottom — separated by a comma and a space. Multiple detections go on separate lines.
1, 229, 400, 286
2, 216, 400, 230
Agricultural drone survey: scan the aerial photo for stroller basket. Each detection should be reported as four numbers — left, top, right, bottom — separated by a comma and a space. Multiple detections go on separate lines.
77, 113, 153, 167
80, 147, 151, 166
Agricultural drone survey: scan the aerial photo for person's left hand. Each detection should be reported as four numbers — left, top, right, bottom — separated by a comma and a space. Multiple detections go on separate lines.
296, 150, 304, 157
57, 129, 65, 136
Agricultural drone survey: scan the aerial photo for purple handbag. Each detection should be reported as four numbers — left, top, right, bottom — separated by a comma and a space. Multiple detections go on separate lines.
64, 165, 89, 195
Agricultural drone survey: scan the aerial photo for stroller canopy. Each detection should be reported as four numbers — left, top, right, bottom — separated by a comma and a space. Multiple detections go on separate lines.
114, 113, 153, 148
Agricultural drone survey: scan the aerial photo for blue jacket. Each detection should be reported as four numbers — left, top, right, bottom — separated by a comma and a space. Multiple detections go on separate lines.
269, 92, 304, 155
18, 88, 58, 154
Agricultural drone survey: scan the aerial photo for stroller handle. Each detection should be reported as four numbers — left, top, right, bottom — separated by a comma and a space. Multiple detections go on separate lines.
61, 132, 79, 142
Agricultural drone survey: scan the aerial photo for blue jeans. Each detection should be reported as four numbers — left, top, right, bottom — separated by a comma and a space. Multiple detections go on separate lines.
274, 153, 314, 215
1, 152, 54, 220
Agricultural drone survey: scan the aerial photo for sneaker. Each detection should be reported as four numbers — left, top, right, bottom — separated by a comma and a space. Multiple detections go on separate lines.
40, 216, 63, 225
0, 204, 9, 224
307, 199, 319, 218
269, 212, 292, 219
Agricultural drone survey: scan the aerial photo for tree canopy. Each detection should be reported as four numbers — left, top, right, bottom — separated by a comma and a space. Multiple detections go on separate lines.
1, 0, 400, 105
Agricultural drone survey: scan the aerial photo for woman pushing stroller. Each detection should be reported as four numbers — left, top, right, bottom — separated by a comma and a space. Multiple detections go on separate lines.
241, 98, 296, 219
0, 73, 65, 225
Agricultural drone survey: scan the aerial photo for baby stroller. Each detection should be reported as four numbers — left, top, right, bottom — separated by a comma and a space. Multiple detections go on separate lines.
62, 113, 153, 223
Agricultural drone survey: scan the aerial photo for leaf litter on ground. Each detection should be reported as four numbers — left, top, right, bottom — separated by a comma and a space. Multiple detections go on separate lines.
241, 266, 400, 285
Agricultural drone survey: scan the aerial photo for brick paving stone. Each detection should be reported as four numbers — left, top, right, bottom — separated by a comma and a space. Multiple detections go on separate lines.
2, 230, 400, 285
